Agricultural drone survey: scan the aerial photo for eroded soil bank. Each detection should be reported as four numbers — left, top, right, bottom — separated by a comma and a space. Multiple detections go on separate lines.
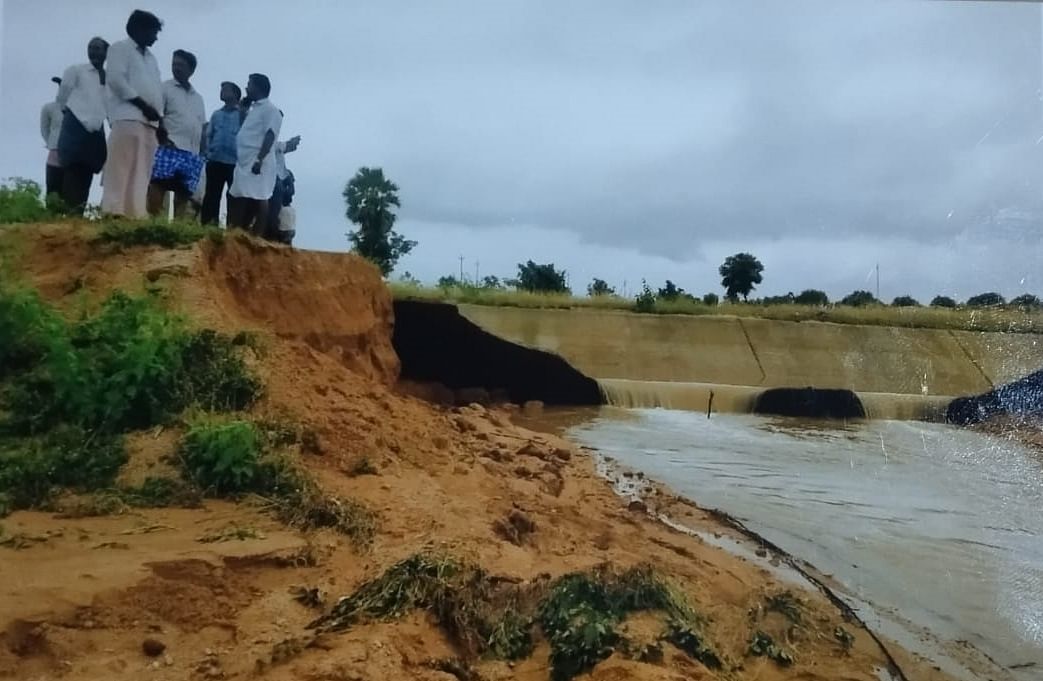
0, 224, 961, 681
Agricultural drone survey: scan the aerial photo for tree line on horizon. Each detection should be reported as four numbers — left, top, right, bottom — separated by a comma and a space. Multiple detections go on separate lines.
414, 257, 1038, 312
338, 174, 1037, 313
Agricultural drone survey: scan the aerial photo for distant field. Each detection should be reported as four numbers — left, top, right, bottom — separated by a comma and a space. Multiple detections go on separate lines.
389, 283, 1043, 334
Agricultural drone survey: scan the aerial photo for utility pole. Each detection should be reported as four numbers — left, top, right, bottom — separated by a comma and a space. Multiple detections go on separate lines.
475, 259, 480, 285
459, 255, 465, 283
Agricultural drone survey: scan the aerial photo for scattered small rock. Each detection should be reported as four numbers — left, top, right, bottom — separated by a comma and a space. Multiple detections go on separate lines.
453, 465, 469, 475
492, 509, 537, 545
142, 639, 166, 657
540, 474, 564, 498
454, 416, 477, 433
552, 447, 572, 462
290, 586, 324, 609
522, 400, 544, 416
432, 435, 449, 450
144, 265, 190, 282
627, 500, 648, 513
755, 548, 768, 558
483, 448, 513, 463
455, 387, 490, 406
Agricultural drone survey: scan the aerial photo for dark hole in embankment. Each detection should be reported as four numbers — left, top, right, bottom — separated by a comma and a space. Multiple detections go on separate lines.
947, 368, 1043, 425
753, 387, 866, 419
392, 300, 604, 405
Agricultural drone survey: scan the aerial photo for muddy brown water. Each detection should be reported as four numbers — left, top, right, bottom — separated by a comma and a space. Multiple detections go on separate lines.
525, 407, 1043, 681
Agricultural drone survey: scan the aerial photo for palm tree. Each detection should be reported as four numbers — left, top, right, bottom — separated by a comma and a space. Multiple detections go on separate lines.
343, 167, 416, 275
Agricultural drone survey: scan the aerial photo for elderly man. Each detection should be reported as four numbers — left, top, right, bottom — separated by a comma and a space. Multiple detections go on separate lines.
147, 49, 206, 218
101, 9, 164, 218
56, 37, 109, 215
228, 74, 281, 235
40, 77, 65, 198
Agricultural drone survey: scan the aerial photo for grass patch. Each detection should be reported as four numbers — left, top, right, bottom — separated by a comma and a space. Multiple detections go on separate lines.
55, 478, 203, 518
391, 282, 1043, 334
0, 282, 261, 516
96, 217, 223, 248
0, 426, 126, 513
309, 555, 719, 681
178, 417, 376, 548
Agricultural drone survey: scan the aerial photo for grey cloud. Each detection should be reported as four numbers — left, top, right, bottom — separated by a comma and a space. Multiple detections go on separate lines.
1, 1, 1041, 294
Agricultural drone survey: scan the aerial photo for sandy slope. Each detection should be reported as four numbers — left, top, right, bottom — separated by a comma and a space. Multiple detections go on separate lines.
0, 225, 960, 680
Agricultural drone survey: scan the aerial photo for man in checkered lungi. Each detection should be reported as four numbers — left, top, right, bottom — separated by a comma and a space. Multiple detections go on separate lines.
147, 48, 206, 218
150, 145, 204, 216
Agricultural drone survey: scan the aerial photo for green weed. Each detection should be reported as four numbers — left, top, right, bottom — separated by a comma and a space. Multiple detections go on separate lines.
96, 217, 219, 248
179, 419, 265, 495
0, 426, 126, 513
310, 556, 719, 680
748, 630, 794, 666
765, 591, 804, 624
0, 178, 57, 224
177, 417, 375, 547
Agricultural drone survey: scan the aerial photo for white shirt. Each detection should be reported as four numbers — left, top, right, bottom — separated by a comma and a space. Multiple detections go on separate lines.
278, 205, 296, 232
274, 141, 289, 180
105, 38, 162, 126
40, 100, 63, 149
57, 63, 107, 132
229, 99, 282, 200
161, 79, 206, 152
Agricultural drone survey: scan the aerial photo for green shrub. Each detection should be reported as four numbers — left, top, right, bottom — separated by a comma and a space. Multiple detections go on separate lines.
179, 419, 264, 495
180, 329, 264, 412
1, 290, 260, 435
0, 426, 126, 513
634, 280, 656, 313
0, 179, 54, 224
96, 217, 217, 248
0, 286, 60, 378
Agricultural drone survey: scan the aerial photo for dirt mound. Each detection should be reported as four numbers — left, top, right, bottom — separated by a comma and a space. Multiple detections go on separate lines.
194, 237, 398, 384
9, 224, 398, 384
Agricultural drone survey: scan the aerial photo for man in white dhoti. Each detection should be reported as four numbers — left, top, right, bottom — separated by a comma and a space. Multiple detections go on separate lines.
228, 73, 281, 235
100, 10, 165, 218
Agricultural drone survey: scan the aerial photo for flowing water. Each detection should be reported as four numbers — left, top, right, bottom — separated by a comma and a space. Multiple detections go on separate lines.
546, 407, 1043, 679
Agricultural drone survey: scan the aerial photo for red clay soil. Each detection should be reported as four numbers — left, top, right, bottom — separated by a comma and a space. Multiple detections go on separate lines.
0, 224, 966, 681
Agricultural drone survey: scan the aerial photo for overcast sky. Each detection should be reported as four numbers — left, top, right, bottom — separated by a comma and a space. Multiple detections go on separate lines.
2, 1, 1042, 301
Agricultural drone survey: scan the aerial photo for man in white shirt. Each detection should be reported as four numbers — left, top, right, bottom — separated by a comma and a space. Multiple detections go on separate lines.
56, 37, 109, 215
101, 10, 164, 218
40, 77, 64, 198
228, 74, 282, 235
265, 134, 300, 237
147, 49, 206, 218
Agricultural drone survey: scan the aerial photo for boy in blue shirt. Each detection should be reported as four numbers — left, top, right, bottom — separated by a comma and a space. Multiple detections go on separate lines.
200, 81, 241, 225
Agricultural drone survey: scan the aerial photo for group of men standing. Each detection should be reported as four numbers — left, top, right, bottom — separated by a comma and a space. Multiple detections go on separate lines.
40, 10, 297, 243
